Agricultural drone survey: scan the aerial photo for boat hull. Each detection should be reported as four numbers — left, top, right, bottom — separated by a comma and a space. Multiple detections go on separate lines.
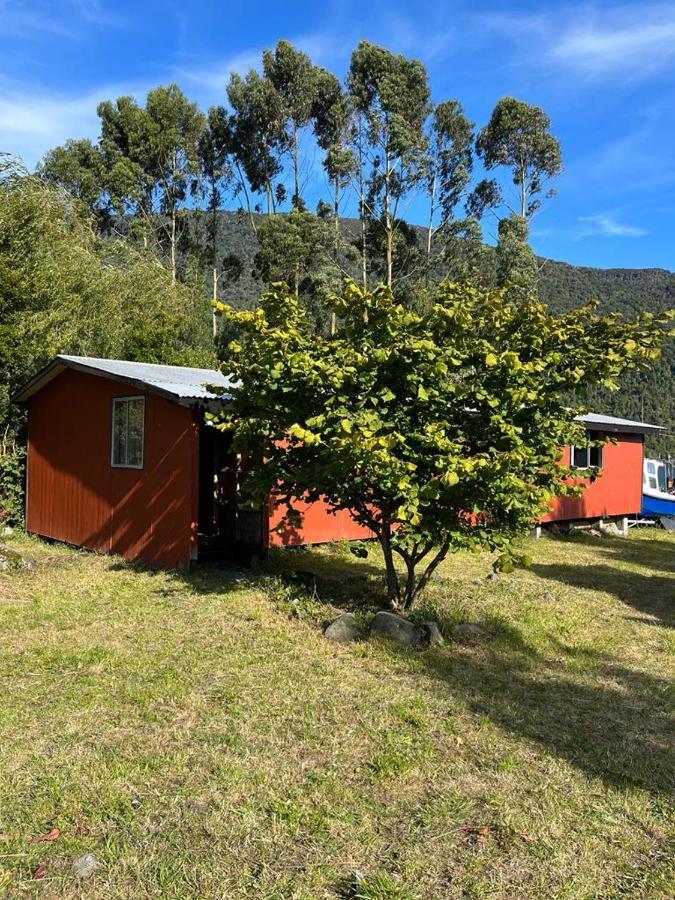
642, 491, 675, 517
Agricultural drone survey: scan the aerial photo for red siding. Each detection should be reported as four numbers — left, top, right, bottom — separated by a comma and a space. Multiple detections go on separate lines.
268, 497, 373, 547
541, 433, 644, 522
27, 369, 198, 567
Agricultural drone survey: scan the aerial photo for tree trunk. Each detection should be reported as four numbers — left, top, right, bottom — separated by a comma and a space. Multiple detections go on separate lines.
331, 173, 340, 336
426, 171, 436, 280
293, 127, 300, 208
384, 149, 393, 288
212, 266, 218, 338
170, 152, 177, 284
379, 521, 401, 608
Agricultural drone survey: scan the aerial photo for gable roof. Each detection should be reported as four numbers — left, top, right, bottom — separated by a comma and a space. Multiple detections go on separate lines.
12, 355, 234, 407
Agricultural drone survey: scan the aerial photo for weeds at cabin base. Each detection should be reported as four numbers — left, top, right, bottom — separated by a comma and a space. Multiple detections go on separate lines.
0, 529, 673, 898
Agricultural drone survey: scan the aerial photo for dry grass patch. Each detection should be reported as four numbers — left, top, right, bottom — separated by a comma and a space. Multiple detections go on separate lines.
0, 529, 673, 898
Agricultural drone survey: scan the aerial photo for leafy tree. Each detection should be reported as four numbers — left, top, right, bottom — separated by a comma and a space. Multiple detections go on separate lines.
215, 281, 671, 609
496, 215, 538, 299
348, 41, 431, 287
254, 209, 331, 298
476, 97, 562, 219
263, 40, 320, 209
39, 138, 108, 227
0, 158, 214, 434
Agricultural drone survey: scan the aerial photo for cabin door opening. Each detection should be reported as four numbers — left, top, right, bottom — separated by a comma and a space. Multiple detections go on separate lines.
197, 420, 264, 560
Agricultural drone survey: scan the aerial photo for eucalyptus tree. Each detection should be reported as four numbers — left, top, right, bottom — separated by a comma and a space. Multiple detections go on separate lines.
262, 39, 321, 209
226, 69, 287, 215
313, 68, 356, 329
423, 99, 474, 276
197, 109, 236, 333
476, 97, 562, 220
95, 85, 206, 282
347, 41, 431, 287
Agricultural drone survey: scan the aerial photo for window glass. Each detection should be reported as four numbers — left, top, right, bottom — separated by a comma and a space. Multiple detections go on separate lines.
572, 446, 588, 468
112, 397, 144, 467
589, 445, 602, 468
657, 465, 666, 493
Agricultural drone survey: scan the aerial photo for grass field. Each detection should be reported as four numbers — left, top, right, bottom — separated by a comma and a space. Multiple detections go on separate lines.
0, 528, 673, 899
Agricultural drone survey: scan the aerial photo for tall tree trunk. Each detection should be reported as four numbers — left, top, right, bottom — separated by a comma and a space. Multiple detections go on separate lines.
384, 149, 393, 288
331, 172, 340, 336
170, 152, 177, 284
426, 171, 436, 281
293, 127, 300, 208
212, 266, 218, 338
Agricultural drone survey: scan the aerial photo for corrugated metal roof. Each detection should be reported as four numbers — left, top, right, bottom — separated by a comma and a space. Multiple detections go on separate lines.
12, 355, 234, 405
58, 356, 234, 400
576, 412, 664, 434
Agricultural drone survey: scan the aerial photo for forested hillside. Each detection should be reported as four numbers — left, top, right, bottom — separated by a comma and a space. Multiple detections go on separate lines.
205, 211, 674, 455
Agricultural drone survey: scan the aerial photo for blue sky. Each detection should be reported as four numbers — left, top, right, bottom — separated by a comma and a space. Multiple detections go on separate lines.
1, 0, 674, 271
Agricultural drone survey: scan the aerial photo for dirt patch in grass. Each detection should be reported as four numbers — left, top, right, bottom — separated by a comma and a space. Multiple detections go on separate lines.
0, 529, 673, 898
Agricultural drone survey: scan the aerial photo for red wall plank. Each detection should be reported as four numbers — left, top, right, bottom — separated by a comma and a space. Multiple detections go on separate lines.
27, 369, 197, 567
541, 434, 644, 522
268, 496, 373, 547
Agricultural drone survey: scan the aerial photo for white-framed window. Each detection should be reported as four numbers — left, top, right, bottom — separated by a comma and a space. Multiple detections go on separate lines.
570, 431, 603, 470
111, 396, 145, 469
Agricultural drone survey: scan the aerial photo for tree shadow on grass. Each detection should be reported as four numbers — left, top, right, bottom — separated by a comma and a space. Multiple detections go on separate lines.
530, 562, 674, 627
558, 532, 675, 575
414, 631, 675, 796
106, 544, 390, 612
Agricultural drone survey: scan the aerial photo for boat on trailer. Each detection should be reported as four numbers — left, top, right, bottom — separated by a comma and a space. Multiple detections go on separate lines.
642, 457, 675, 519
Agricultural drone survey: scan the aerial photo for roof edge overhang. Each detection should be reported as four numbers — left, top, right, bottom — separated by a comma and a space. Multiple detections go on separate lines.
11, 355, 231, 409
577, 417, 665, 436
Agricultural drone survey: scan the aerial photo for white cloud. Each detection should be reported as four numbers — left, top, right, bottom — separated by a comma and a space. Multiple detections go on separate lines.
552, 9, 675, 77
576, 213, 648, 238
480, 3, 675, 81
0, 80, 148, 168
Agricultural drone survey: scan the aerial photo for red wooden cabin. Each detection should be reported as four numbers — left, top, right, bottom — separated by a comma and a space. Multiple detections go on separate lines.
13, 356, 663, 567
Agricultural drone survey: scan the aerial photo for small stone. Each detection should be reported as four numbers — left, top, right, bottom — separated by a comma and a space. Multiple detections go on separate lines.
1, 526, 13, 537
72, 853, 101, 878
425, 621, 444, 647
370, 611, 424, 647
453, 622, 491, 642
130, 797, 141, 809
20, 556, 37, 571
324, 612, 363, 643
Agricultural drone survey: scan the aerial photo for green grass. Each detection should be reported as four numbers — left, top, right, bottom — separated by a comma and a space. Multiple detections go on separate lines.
0, 529, 673, 898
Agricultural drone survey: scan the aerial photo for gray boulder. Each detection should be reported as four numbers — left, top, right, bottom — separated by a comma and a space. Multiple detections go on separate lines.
370, 611, 424, 647
425, 621, 444, 647
72, 853, 101, 878
324, 612, 363, 643
453, 622, 491, 642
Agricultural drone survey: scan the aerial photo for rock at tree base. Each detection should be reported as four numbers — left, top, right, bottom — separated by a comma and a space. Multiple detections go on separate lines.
425, 621, 444, 647
370, 611, 424, 647
453, 622, 491, 642
324, 612, 363, 643
72, 853, 101, 878
0, 545, 37, 572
